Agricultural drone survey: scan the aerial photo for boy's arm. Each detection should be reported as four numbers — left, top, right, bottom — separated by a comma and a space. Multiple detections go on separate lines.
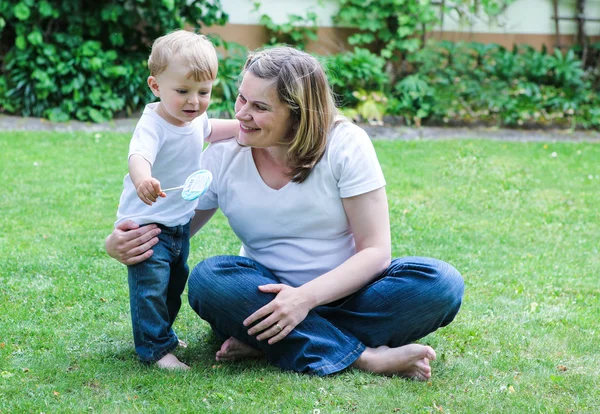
129, 154, 165, 206
206, 119, 239, 143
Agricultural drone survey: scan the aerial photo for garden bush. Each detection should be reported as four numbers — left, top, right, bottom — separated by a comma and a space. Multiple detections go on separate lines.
0, 0, 229, 122
392, 41, 600, 129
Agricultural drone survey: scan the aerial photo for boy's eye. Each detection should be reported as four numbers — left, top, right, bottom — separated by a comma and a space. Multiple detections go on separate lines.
176, 90, 187, 94
199, 91, 210, 96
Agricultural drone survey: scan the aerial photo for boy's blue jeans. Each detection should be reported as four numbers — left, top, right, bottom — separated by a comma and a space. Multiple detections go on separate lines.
188, 255, 464, 376
127, 222, 190, 363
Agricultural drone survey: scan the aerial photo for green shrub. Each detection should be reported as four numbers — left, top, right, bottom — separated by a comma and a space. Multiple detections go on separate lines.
320, 47, 389, 108
207, 36, 248, 118
256, 10, 318, 50
0, 0, 228, 121
334, 0, 437, 61
394, 40, 600, 129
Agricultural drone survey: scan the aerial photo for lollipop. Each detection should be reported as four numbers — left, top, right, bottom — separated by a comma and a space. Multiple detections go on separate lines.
162, 170, 213, 201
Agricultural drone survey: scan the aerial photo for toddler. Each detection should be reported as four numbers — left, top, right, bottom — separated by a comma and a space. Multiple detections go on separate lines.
115, 30, 238, 369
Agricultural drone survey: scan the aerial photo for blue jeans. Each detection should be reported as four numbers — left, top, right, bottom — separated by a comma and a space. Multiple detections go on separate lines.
187, 255, 464, 376
127, 222, 190, 363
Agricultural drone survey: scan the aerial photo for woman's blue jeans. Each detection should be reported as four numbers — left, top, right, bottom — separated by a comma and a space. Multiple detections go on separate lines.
187, 255, 464, 376
127, 222, 190, 363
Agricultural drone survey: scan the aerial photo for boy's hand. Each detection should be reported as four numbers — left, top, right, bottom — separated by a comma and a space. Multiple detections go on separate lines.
136, 178, 166, 205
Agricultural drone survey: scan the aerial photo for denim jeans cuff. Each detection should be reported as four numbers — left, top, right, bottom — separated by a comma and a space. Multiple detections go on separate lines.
139, 337, 180, 364
310, 342, 366, 376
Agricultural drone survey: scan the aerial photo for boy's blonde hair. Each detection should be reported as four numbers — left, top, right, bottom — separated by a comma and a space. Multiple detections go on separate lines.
148, 30, 218, 81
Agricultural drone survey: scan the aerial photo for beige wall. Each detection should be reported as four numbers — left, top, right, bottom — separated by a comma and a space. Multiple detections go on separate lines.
204, 0, 600, 53
204, 23, 599, 54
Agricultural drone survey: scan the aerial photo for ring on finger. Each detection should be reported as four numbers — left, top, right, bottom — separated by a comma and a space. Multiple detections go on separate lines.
275, 323, 283, 332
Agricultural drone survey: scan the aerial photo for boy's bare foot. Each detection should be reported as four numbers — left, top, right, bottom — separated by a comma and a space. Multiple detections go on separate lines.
216, 337, 263, 362
156, 353, 190, 370
352, 344, 436, 380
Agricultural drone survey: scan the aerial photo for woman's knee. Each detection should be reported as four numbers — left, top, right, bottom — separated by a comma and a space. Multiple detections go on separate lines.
432, 260, 464, 324
188, 255, 274, 307
389, 256, 464, 311
188, 255, 236, 309
188, 256, 222, 292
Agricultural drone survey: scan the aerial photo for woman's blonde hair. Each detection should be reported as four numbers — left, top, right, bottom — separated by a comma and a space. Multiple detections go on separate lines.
243, 46, 338, 183
148, 30, 218, 81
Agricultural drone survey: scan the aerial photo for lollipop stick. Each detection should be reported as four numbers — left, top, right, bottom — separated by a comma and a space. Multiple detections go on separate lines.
162, 185, 184, 192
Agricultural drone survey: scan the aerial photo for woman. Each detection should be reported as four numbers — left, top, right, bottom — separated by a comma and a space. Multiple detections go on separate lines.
106, 46, 464, 379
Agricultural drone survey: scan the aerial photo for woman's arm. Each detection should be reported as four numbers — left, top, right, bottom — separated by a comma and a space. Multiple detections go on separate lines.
301, 186, 392, 305
190, 208, 217, 237
206, 119, 239, 143
105, 209, 218, 265
244, 187, 392, 343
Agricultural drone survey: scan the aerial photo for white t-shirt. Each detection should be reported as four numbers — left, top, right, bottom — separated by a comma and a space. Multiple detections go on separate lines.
116, 103, 211, 227
196, 121, 386, 287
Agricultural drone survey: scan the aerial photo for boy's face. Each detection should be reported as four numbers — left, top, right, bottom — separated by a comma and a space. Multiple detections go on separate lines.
148, 55, 214, 127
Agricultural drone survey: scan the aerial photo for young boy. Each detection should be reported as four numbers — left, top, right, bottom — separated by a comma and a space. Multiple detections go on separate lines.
115, 30, 238, 369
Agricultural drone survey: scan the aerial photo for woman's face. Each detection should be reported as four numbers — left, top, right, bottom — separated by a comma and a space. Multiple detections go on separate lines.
235, 72, 295, 148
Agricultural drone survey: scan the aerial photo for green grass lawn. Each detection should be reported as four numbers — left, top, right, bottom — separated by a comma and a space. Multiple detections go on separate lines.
1, 130, 598, 413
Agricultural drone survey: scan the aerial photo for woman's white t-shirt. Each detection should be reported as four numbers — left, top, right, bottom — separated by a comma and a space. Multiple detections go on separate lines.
196, 121, 386, 287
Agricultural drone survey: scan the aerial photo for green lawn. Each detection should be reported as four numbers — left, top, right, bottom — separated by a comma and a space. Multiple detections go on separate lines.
1, 131, 598, 413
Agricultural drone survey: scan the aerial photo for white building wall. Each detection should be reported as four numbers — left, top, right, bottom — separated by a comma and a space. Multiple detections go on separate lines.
220, 0, 600, 35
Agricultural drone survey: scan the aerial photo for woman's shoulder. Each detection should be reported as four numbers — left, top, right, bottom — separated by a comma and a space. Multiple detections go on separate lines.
204, 137, 243, 154
201, 138, 246, 168
328, 119, 372, 152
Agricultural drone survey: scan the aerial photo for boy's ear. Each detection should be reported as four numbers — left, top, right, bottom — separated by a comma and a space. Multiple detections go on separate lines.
147, 76, 160, 97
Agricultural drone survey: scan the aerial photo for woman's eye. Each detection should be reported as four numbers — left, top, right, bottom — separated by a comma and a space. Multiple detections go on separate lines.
237, 94, 246, 102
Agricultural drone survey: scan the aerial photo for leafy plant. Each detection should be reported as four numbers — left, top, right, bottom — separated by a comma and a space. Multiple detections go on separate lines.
0, 0, 229, 121
256, 9, 318, 50
334, 0, 438, 64
389, 74, 434, 126
340, 89, 388, 125
320, 47, 389, 108
401, 40, 599, 129
207, 36, 248, 117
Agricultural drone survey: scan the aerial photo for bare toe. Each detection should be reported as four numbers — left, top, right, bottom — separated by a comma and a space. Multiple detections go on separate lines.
215, 337, 263, 362
156, 353, 190, 370
353, 344, 436, 379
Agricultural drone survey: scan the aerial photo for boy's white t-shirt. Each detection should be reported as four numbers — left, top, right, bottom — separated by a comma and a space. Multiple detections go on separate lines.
196, 121, 386, 287
115, 102, 211, 227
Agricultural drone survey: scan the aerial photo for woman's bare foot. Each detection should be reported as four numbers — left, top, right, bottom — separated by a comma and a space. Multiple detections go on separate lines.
215, 337, 263, 362
352, 344, 436, 380
156, 353, 190, 370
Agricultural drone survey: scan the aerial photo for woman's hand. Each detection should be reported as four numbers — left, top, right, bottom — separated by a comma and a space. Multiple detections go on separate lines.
105, 220, 161, 265
243, 284, 312, 345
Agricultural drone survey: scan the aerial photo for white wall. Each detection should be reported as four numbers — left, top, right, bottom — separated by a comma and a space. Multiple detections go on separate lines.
220, 0, 600, 35
440, 0, 600, 34
222, 0, 339, 26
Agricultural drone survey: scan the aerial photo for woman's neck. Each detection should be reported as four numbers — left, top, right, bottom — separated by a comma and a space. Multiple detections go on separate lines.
261, 146, 289, 169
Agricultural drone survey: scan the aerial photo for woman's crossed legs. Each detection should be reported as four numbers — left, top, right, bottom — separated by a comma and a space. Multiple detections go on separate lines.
187, 255, 463, 379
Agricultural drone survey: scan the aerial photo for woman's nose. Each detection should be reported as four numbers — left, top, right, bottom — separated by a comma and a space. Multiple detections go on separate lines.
235, 105, 250, 120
